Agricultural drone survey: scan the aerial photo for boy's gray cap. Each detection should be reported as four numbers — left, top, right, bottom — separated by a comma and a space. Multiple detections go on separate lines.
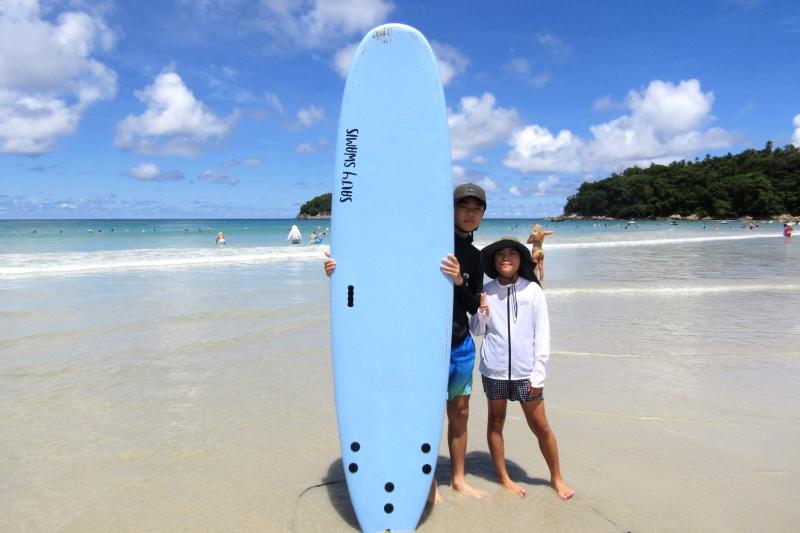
481, 236, 537, 281
453, 183, 486, 207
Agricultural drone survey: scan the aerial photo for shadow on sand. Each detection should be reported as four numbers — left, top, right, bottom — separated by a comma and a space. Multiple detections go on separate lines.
460, 450, 551, 488
319, 451, 549, 530
319, 458, 438, 531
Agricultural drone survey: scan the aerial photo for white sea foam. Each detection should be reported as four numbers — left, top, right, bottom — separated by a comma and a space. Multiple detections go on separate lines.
0, 245, 331, 278
547, 284, 800, 298
0, 233, 788, 279
475, 232, 782, 250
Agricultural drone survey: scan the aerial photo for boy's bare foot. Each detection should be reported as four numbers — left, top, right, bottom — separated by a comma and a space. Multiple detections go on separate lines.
428, 480, 443, 504
451, 480, 488, 498
552, 478, 574, 500
499, 479, 526, 497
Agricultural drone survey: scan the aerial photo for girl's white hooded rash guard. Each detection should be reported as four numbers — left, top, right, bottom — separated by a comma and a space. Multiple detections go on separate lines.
469, 277, 550, 388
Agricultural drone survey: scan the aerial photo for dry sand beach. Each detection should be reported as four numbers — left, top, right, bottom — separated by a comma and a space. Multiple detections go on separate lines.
2, 220, 799, 532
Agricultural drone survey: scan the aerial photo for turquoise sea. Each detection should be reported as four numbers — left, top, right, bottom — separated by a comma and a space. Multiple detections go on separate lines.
1, 217, 799, 531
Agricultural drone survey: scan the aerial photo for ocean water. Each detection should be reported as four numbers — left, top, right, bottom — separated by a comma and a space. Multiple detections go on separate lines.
1, 218, 799, 531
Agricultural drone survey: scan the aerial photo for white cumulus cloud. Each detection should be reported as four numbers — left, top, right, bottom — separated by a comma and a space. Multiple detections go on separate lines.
536, 175, 561, 196
506, 57, 551, 88
297, 105, 325, 127
592, 95, 624, 112
333, 42, 359, 78
505, 125, 586, 174
259, 0, 394, 51
536, 33, 572, 60
115, 69, 238, 156
0, 0, 117, 155
793, 113, 800, 146
505, 79, 734, 174
478, 176, 498, 192
332, 40, 468, 86
452, 165, 497, 192
431, 41, 469, 86
448, 93, 520, 161
129, 162, 184, 182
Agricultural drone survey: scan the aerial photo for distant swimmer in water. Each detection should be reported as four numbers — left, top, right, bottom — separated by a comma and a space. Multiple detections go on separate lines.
784, 223, 793, 242
526, 224, 553, 281
216, 231, 226, 245
287, 224, 302, 245
309, 230, 323, 245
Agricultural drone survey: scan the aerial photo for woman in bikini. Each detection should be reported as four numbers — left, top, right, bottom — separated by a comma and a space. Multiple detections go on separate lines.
527, 224, 553, 281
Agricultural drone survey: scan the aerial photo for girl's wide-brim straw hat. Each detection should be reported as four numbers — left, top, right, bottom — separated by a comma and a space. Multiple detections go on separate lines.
481, 236, 537, 281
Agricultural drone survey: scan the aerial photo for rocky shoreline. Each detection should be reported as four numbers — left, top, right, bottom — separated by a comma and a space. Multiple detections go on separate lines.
547, 213, 799, 223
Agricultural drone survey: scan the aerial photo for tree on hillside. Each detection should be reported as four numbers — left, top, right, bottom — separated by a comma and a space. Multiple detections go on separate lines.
563, 143, 800, 218
298, 193, 332, 217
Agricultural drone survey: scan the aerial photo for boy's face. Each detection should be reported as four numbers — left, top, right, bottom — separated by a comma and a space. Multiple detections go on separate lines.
455, 198, 485, 233
494, 247, 521, 279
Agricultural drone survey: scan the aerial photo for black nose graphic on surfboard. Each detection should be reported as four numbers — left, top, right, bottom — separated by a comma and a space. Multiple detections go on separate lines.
347, 285, 354, 307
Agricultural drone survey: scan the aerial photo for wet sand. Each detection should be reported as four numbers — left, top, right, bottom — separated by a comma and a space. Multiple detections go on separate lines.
4, 301, 797, 532
3, 232, 799, 531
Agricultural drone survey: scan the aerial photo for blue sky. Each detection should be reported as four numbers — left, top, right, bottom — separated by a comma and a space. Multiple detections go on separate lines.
1, 0, 798, 218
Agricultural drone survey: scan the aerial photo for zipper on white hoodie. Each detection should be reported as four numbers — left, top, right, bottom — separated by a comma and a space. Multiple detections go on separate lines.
506, 286, 511, 381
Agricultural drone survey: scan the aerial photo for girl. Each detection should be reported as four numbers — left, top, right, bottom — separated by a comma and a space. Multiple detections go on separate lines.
470, 236, 573, 499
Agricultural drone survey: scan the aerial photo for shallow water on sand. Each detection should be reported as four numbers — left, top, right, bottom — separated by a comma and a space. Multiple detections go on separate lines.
1, 221, 799, 531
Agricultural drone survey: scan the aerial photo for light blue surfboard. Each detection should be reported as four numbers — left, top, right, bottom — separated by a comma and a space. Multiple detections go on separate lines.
330, 24, 452, 533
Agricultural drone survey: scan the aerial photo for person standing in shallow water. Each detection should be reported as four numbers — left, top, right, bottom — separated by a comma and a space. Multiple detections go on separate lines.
527, 224, 553, 281
287, 224, 302, 245
324, 183, 490, 501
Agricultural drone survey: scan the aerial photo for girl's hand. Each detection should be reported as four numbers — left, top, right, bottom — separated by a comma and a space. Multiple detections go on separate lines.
323, 251, 336, 277
440, 254, 464, 286
528, 382, 543, 397
478, 292, 489, 316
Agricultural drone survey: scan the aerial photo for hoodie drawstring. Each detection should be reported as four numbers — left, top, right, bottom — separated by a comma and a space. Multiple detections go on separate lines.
511, 282, 518, 324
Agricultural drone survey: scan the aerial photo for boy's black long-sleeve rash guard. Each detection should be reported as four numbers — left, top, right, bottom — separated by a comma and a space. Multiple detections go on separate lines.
452, 233, 483, 347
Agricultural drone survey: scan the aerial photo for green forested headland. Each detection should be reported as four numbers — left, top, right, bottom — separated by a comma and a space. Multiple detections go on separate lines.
563, 142, 800, 218
297, 193, 332, 218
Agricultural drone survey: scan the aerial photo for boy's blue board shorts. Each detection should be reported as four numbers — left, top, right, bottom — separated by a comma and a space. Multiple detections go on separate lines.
448, 335, 476, 401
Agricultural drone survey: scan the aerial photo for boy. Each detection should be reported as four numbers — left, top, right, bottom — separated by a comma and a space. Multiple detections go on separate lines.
470, 236, 573, 500
324, 183, 488, 499
438, 183, 488, 499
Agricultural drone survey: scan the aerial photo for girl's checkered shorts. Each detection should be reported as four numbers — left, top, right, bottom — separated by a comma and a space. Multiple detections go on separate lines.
481, 375, 543, 403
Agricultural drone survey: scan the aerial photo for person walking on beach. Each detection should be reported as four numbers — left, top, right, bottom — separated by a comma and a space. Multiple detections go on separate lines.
324, 183, 489, 500
470, 236, 574, 500
784, 222, 793, 242
526, 224, 553, 281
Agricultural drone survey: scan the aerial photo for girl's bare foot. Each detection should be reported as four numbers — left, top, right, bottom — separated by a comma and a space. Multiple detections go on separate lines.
500, 478, 526, 497
552, 477, 574, 500
451, 480, 489, 498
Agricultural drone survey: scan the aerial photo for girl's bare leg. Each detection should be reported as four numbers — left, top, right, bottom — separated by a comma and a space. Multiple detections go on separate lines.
519, 399, 573, 499
487, 398, 526, 496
